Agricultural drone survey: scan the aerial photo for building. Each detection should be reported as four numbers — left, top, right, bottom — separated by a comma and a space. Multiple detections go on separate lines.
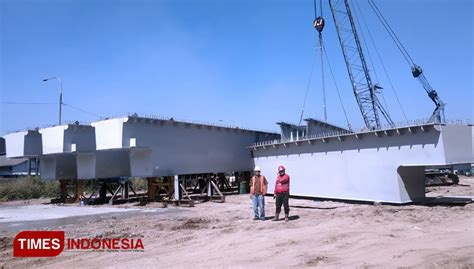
0, 156, 39, 177
0, 137, 39, 177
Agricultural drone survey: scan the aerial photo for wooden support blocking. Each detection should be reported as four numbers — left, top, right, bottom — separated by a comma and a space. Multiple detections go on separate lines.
57, 179, 84, 203
146, 172, 248, 206
157, 176, 194, 207
97, 171, 250, 207
53, 172, 246, 207
148, 178, 157, 202
59, 180, 66, 200
81, 178, 145, 205
147, 177, 173, 202
76, 180, 84, 203
209, 180, 225, 203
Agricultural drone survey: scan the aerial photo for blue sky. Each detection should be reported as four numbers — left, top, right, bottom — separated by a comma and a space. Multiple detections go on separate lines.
1, 0, 473, 134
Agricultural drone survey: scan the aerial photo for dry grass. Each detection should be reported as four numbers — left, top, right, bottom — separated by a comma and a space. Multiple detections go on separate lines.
0, 177, 59, 201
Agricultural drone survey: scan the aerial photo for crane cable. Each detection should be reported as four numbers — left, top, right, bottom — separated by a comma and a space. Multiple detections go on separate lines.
313, 0, 317, 19
319, 36, 327, 122
319, 0, 323, 17
315, 0, 327, 121
300, 0, 351, 129
368, 0, 415, 66
298, 0, 324, 125
368, 0, 438, 98
321, 41, 351, 130
298, 52, 318, 125
318, 0, 350, 128
368, 0, 444, 120
349, 1, 391, 113
313, 0, 323, 18
354, 0, 409, 122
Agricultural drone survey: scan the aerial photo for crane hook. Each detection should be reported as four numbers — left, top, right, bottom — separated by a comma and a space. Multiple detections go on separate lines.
313, 16, 325, 33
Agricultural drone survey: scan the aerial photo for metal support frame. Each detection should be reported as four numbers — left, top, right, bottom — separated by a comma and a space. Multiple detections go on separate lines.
146, 172, 246, 206
329, 0, 394, 130
26, 158, 39, 176
85, 178, 143, 205
108, 178, 138, 205
163, 175, 194, 207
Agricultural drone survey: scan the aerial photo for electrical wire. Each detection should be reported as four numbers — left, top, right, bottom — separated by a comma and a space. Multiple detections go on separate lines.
1, 101, 58, 105
63, 103, 103, 118
2, 100, 103, 119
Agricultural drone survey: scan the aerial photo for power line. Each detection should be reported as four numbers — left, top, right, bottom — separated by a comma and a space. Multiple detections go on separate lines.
1, 101, 57, 105
63, 103, 103, 118
1, 101, 103, 119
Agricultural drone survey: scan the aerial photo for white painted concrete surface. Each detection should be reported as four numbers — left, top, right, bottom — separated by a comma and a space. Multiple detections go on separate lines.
252, 124, 473, 203
89, 116, 279, 177
3, 130, 42, 158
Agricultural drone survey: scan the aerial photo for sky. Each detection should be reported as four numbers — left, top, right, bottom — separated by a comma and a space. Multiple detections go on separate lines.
1, 0, 473, 134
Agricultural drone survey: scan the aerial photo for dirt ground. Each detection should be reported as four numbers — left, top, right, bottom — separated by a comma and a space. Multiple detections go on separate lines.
1, 177, 473, 268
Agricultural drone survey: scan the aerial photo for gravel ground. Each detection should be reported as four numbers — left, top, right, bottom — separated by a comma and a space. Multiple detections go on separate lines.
0, 176, 473, 268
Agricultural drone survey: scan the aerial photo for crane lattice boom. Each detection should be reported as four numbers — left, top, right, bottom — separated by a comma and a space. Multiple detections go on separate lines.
329, 0, 394, 130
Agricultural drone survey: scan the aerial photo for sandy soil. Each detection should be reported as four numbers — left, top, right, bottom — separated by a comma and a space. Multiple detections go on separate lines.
1, 177, 473, 268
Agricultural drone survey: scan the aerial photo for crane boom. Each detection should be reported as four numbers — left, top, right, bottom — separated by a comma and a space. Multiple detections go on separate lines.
412, 65, 445, 123
328, 0, 394, 130
367, 0, 445, 124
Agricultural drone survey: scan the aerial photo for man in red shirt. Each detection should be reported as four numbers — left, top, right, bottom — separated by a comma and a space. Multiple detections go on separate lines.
273, 165, 290, 222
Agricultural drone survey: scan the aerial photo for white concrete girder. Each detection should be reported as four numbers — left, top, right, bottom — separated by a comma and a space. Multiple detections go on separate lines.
76, 148, 153, 179
3, 130, 42, 158
39, 124, 96, 154
38, 124, 96, 180
91, 116, 280, 177
251, 124, 473, 203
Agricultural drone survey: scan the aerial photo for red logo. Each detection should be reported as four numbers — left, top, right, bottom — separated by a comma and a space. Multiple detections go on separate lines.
13, 230, 144, 257
13, 231, 65, 257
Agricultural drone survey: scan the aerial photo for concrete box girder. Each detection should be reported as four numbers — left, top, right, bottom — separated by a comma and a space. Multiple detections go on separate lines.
3, 130, 42, 158
251, 124, 473, 203
91, 116, 280, 177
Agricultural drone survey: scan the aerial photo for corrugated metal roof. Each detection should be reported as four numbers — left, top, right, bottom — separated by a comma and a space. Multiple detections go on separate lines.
0, 155, 28, 167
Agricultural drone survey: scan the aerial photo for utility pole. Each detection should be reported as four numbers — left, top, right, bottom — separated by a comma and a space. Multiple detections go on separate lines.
43, 76, 63, 125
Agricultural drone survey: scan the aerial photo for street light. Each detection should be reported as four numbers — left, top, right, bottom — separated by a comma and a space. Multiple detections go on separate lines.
42, 76, 63, 125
